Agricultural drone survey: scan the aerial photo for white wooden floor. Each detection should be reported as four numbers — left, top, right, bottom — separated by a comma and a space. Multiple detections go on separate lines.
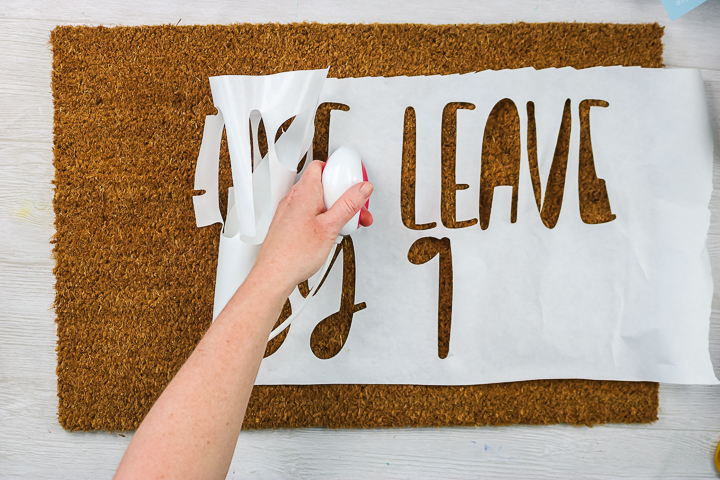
1, 1, 720, 478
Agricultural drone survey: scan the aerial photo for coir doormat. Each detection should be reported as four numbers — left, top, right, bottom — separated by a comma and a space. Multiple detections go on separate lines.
52, 23, 663, 431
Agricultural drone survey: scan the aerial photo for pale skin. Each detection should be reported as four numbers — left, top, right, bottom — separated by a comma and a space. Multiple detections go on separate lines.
114, 160, 374, 480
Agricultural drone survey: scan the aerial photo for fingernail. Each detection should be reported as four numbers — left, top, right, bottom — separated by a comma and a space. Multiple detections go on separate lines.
360, 182, 373, 197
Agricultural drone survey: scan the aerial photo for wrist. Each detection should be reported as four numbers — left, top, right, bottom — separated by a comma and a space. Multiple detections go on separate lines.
245, 259, 297, 301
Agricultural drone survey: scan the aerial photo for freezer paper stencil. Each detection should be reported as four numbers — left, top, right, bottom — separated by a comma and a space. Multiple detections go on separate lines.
194, 67, 717, 385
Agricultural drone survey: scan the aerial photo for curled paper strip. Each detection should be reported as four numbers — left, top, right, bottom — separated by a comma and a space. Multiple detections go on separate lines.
194, 67, 717, 386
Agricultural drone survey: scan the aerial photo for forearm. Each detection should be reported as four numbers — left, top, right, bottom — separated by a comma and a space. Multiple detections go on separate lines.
114, 266, 289, 480
113, 159, 372, 480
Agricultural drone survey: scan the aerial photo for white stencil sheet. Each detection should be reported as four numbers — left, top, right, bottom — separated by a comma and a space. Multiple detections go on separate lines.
195, 67, 716, 385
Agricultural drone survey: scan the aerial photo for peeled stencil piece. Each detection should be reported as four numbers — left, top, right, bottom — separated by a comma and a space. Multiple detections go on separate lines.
195, 69, 329, 318
209, 69, 328, 240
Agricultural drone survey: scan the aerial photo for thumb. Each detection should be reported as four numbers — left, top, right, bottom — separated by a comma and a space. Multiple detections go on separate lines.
321, 181, 374, 233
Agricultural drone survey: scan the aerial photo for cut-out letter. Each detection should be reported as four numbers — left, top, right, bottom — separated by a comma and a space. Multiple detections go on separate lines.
479, 99, 521, 230
442, 103, 478, 229
302, 236, 367, 359
402, 107, 438, 230
408, 237, 453, 359
299, 103, 350, 173
579, 99, 616, 224
526, 99, 573, 229
313, 102, 350, 161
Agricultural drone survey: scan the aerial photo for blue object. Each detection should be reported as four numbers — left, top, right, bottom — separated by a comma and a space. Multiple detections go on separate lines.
661, 0, 707, 20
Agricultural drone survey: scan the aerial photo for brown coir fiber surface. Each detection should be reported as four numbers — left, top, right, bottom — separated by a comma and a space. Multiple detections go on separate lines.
52, 22, 663, 431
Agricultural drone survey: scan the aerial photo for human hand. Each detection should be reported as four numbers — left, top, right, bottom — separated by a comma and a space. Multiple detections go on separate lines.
251, 160, 373, 297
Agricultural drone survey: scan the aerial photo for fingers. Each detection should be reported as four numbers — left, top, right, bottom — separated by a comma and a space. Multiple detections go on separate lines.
359, 206, 373, 227
320, 181, 374, 233
300, 160, 325, 185
288, 159, 327, 214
